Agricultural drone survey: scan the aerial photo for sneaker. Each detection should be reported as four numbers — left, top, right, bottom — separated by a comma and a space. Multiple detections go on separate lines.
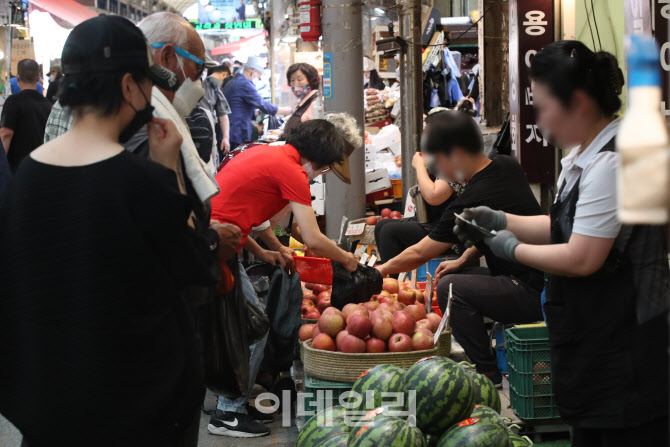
482, 369, 503, 389
246, 404, 274, 423
208, 410, 271, 438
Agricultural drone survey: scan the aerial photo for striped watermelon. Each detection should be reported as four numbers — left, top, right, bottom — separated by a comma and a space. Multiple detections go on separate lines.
348, 413, 426, 447
508, 433, 533, 446
348, 365, 406, 413
404, 356, 476, 436
437, 417, 511, 447
459, 362, 502, 413
297, 405, 350, 447
470, 405, 507, 428
314, 431, 349, 447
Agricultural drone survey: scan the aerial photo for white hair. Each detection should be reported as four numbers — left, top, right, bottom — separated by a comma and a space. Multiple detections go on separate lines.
324, 112, 364, 149
138, 12, 190, 50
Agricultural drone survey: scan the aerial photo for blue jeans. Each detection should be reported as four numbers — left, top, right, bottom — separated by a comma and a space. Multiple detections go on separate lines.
217, 263, 269, 414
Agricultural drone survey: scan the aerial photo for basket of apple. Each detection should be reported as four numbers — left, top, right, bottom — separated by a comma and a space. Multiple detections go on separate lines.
299, 289, 451, 383
301, 283, 332, 323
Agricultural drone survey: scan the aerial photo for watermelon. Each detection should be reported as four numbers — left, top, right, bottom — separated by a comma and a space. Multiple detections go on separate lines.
404, 356, 476, 436
459, 362, 502, 413
437, 417, 511, 447
297, 405, 350, 447
470, 405, 507, 428
508, 433, 533, 446
314, 431, 349, 447
348, 414, 426, 447
348, 365, 406, 413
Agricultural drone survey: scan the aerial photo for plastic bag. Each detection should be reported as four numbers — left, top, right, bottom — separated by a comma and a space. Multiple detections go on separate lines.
330, 262, 383, 309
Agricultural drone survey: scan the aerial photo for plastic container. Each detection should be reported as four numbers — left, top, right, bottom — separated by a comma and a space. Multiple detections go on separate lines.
391, 179, 402, 198
412, 258, 447, 282
506, 325, 561, 420
293, 256, 333, 285
301, 375, 352, 421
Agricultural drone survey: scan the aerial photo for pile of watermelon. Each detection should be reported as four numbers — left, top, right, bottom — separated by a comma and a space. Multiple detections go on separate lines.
297, 357, 534, 446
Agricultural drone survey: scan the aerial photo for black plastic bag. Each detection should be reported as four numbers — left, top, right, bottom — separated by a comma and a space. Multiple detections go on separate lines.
330, 262, 383, 309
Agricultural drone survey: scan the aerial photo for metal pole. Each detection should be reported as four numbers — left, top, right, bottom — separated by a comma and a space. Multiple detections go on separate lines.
322, 0, 365, 240
398, 0, 422, 202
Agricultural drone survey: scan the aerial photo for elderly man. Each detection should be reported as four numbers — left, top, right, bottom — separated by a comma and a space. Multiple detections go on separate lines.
223, 56, 291, 149
198, 64, 231, 156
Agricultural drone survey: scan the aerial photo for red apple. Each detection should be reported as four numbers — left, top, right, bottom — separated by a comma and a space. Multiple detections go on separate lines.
383, 278, 400, 294
379, 296, 393, 305
416, 327, 433, 338
406, 304, 427, 322
322, 307, 343, 318
304, 309, 321, 320
311, 324, 321, 339
377, 303, 394, 313
346, 308, 369, 324
335, 330, 349, 350
427, 313, 442, 332
390, 211, 402, 220
318, 314, 345, 337
366, 338, 386, 353
313, 284, 330, 295
303, 299, 316, 308
416, 319, 434, 333
341, 303, 360, 321
370, 294, 379, 302
381, 208, 392, 218
397, 289, 416, 306
371, 316, 393, 341
362, 301, 380, 312
347, 314, 373, 339
366, 216, 378, 225
305, 282, 315, 290
392, 302, 406, 312
388, 333, 413, 352
299, 324, 315, 341
414, 289, 425, 304
379, 290, 391, 298
317, 290, 331, 301
312, 333, 336, 351
339, 334, 366, 353
303, 292, 318, 304
411, 331, 434, 351
372, 309, 394, 322
392, 311, 416, 336
317, 297, 332, 313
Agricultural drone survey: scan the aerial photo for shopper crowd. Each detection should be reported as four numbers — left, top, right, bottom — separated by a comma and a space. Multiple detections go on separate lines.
0, 9, 667, 447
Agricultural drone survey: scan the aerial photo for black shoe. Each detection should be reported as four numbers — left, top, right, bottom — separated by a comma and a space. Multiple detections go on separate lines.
246, 404, 275, 423
482, 369, 503, 389
208, 410, 271, 438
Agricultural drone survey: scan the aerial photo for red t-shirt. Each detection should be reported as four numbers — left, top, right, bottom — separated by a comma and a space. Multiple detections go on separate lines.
210, 142, 313, 249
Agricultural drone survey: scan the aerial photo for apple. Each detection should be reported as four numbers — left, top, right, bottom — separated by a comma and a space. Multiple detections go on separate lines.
366, 216, 378, 225
427, 313, 442, 332
317, 297, 332, 313
379, 290, 391, 298
346, 308, 369, 324
411, 331, 434, 351
370, 294, 379, 302
392, 311, 416, 336
388, 333, 413, 352
299, 324, 315, 341
302, 301, 315, 317
379, 296, 393, 305
322, 307, 343, 318
392, 302, 406, 312
372, 309, 393, 322
318, 314, 345, 337
341, 303, 360, 321
416, 319, 434, 333
304, 309, 321, 320
347, 314, 373, 339
313, 284, 330, 295
312, 333, 336, 351
366, 338, 386, 353
390, 211, 402, 220
397, 289, 416, 306
335, 330, 349, 350
416, 327, 433, 338
362, 301, 380, 312
317, 290, 332, 301
414, 289, 425, 304
305, 282, 315, 290
377, 303, 394, 312
339, 334, 366, 353
371, 315, 393, 341
311, 324, 321, 339
381, 208, 392, 218
303, 292, 318, 304
383, 278, 400, 294
406, 304, 427, 322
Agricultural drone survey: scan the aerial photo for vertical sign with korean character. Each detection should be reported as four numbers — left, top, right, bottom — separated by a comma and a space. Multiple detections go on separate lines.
655, 0, 670, 117
509, 0, 555, 184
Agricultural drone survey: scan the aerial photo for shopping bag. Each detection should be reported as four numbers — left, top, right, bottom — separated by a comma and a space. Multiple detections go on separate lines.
330, 262, 383, 309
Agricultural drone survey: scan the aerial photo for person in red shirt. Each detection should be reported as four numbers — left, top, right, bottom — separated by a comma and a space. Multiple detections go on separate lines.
210, 119, 359, 272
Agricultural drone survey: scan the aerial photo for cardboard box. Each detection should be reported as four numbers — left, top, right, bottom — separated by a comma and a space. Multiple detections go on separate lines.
365, 169, 393, 202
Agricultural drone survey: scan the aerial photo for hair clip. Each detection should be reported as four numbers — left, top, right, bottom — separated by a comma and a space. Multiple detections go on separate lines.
570, 48, 578, 58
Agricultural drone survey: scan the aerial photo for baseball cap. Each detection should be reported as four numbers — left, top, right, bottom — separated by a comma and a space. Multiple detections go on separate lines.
61, 15, 179, 91
245, 56, 266, 73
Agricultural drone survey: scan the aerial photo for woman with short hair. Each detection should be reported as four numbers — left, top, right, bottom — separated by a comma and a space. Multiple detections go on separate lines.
283, 62, 321, 131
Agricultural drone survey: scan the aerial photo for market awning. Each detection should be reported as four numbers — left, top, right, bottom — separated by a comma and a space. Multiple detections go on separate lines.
211, 33, 265, 56
29, 0, 97, 27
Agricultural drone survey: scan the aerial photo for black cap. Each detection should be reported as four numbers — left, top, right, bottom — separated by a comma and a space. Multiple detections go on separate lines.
62, 15, 179, 91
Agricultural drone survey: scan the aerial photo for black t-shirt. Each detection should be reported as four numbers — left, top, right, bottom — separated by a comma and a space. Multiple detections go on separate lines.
0, 89, 52, 172
429, 155, 544, 291
0, 151, 215, 444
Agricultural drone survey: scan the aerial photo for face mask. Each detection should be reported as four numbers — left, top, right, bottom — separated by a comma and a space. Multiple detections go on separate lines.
291, 84, 311, 100
303, 162, 322, 180
48, 75, 56, 82
120, 83, 155, 143
172, 55, 206, 117
364, 76, 370, 86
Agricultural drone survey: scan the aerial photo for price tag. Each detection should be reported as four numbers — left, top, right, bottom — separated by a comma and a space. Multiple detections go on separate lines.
398, 272, 407, 282
359, 253, 369, 266
425, 273, 433, 314
433, 283, 452, 346
345, 222, 366, 236
367, 255, 377, 267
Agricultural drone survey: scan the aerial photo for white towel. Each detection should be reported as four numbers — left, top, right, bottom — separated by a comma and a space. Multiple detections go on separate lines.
151, 87, 220, 202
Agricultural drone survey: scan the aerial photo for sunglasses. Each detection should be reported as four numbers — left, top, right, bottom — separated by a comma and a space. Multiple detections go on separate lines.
151, 42, 205, 78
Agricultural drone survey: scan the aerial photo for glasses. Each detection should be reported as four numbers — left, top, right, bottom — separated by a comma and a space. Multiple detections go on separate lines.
151, 42, 205, 78
320, 165, 333, 174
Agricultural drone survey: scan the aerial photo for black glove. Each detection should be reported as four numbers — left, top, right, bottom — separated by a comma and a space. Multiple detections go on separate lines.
330, 261, 383, 309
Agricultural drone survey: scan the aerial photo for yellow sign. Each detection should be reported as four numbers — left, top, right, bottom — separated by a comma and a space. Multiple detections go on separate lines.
11, 38, 35, 75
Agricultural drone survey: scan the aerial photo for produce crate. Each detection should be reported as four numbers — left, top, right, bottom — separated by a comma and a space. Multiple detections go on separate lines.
391, 179, 402, 198
412, 258, 448, 282
301, 375, 352, 420
506, 325, 561, 420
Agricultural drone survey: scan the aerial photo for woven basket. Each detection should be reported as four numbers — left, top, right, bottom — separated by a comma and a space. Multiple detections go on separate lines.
302, 329, 452, 383
346, 218, 377, 246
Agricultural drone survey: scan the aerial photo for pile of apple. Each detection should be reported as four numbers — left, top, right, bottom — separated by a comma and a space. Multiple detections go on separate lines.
299, 299, 443, 354
377, 277, 426, 305
302, 283, 333, 320
365, 208, 402, 226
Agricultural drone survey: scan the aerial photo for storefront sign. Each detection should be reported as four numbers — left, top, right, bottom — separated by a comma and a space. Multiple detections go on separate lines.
508, 0, 555, 184
654, 0, 670, 116
11, 38, 35, 75
625, 0, 652, 36
323, 52, 333, 99
193, 19, 262, 30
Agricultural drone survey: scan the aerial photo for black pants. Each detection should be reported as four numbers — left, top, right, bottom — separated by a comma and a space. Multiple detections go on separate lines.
436, 267, 543, 372
572, 416, 668, 446
374, 218, 432, 263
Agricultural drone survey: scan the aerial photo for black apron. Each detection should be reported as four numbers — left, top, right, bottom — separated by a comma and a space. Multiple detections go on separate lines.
545, 137, 669, 429
283, 93, 318, 132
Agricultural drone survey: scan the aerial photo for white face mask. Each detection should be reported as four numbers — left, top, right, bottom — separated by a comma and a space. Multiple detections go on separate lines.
303, 162, 322, 180
48, 74, 56, 83
172, 55, 205, 117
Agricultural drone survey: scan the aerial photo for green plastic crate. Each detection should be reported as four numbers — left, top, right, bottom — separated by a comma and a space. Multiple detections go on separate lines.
302, 375, 352, 421
506, 325, 561, 420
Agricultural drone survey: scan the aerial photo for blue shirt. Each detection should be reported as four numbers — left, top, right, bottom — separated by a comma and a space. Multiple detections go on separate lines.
10, 77, 43, 95
223, 73, 277, 145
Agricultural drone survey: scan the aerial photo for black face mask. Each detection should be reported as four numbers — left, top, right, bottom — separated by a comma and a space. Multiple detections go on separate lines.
119, 83, 155, 144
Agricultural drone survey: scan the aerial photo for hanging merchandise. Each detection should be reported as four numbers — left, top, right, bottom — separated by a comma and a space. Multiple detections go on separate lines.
299, 0, 321, 42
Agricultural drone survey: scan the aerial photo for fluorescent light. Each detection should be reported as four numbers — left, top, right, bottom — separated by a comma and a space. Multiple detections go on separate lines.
373, 7, 384, 15
199, 0, 209, 4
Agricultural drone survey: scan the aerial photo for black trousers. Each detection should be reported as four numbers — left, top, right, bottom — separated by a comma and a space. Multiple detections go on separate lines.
374, 217, 432, 263
572, 416, 668, 446
436, 267, 543, 372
